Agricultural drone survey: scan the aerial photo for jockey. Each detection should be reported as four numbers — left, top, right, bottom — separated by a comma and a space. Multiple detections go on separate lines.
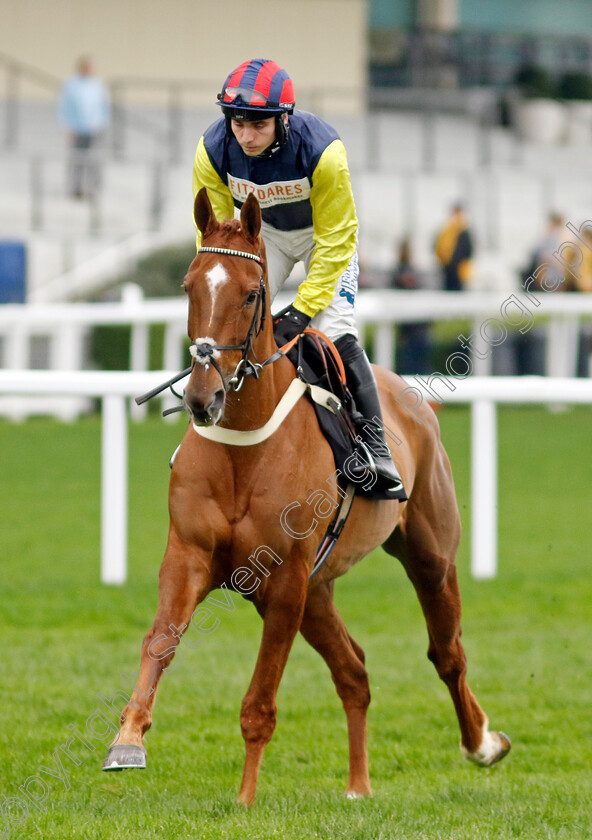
192, 58, 406, 499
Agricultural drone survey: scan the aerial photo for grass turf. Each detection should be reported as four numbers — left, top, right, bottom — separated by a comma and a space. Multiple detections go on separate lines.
0, 406, 591, 839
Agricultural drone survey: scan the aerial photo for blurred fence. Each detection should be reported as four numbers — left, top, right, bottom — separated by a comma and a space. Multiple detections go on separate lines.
1, 366, 591, 583
1, 286, 591, 420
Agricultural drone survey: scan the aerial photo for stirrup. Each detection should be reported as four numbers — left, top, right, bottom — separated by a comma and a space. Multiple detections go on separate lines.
373, 457, 408, 500
347, 440, 408, 501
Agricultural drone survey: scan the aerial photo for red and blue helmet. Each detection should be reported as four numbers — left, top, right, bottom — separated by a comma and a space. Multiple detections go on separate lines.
217, 58, 295, 121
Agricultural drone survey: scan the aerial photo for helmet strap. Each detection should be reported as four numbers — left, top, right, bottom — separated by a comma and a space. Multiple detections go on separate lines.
224, 113, 233, 139
275, 114, 289, 147
224, 113, 290, 153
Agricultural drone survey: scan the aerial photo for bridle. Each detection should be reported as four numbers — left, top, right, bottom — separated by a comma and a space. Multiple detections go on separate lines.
190, 246, 267, 393
135, 244, 290, 409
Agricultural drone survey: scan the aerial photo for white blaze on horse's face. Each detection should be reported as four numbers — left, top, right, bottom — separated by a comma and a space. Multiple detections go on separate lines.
183, 258, 245, 426
183, 237, 264, 427
205, 262, 229, 318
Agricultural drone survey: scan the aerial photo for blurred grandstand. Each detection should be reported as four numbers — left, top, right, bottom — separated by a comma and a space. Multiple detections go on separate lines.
0, 0, 591, 303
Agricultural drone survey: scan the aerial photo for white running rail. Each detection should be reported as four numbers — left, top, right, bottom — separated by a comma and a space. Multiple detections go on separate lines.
1, 288, 591, 417
1, 369, 591, 583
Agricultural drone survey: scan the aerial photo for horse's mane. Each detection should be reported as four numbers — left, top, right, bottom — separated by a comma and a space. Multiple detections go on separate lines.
215, 219, 243, 240
200, 218, 256, 252
220, 219, 241, 234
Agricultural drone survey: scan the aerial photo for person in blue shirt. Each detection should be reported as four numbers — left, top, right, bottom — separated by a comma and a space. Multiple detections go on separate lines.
193, 58, 406, 498
58, 56, 110, 199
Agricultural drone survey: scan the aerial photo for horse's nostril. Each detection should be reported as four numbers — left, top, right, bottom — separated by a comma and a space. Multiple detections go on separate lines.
186, 388, 225, 425
212, 389, 224, 406
209, 389, 225, 419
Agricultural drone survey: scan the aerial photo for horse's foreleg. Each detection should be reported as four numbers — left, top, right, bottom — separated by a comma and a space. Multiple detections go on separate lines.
300, 582, 372, 799
102, 532, 214, 770
237, 559, 309, 806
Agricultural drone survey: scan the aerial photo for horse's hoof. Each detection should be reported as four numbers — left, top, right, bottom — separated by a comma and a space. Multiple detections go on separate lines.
462, 730, 511, 767
102, 744, 146, 771
489, 731, 512, 765
346, 789, 373, 800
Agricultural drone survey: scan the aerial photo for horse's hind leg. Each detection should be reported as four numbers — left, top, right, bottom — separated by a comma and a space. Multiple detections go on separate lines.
102, 531, 214, 770
384, 501, 510, 766
299, 581, 372, 798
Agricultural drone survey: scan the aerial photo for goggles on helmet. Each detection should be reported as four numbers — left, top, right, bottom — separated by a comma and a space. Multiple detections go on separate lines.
217, 87, 294, 117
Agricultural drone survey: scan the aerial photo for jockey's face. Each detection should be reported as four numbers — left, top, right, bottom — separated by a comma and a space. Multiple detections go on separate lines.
231, 117, 276, 156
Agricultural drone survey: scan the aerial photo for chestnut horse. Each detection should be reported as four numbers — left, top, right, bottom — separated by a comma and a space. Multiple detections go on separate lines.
103, 188, 510, 803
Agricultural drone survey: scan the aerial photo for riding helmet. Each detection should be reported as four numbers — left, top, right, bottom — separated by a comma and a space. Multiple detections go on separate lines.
217, 58, 295, 147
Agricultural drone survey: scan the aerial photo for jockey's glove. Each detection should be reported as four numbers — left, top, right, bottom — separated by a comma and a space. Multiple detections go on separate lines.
273, 304, 311, 345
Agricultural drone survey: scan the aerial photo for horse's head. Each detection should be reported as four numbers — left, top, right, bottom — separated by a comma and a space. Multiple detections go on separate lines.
183, 188, 270, 425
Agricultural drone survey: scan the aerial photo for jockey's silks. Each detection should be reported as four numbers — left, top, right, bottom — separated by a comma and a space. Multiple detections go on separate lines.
192, 110, 358, 318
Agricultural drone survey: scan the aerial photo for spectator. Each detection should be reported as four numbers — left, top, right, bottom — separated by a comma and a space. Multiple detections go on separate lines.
58, 56, 110, 199
517, 213, 569, 375
391, 237, 432, 375
575, 226, 592, 292
434, 204, 473, 291
521, 212, 566, 290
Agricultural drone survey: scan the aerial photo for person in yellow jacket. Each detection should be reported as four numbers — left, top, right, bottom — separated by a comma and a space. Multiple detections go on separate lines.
573, 225, 592, 292
192, 58, 405, 498
577, 245, 592, 292
435, 204, 474, 291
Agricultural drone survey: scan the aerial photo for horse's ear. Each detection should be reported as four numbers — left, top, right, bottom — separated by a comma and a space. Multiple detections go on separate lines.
240, 193, 262, 245
194, 187, 218, 239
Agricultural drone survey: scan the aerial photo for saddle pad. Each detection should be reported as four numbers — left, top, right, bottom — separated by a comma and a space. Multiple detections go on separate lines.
281, 330, 400, 501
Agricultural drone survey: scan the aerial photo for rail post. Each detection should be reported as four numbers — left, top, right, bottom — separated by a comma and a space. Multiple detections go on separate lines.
471, 398, 497, 579
101, 394, 128, 584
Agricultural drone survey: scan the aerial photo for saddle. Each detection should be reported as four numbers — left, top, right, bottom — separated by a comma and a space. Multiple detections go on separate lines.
281, 328, 397, 502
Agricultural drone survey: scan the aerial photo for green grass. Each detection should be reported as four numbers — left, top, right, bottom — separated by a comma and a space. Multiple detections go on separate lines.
1, 407, 591, 839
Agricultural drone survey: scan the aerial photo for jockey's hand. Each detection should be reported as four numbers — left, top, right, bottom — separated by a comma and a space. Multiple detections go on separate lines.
273, 305, 311, 346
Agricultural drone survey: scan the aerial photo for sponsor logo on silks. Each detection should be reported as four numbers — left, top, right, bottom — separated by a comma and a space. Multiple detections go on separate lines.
228, 175, 310, 208
338, 251, 359, 306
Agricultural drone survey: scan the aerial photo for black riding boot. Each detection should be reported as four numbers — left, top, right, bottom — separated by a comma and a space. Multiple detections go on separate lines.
335, 335, 407, 500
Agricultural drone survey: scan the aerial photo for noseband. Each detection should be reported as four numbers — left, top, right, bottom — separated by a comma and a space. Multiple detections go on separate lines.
190, 246, 267, 393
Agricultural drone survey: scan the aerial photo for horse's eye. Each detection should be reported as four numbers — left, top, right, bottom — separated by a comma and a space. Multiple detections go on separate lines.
245, 290, 258, 306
